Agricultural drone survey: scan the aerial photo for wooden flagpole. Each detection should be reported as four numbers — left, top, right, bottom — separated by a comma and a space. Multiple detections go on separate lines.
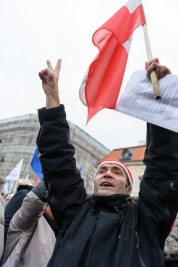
143, 25, 161, 99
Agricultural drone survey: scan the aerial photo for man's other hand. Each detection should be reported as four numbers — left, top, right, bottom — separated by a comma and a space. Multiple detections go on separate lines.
145, 58, 171, 80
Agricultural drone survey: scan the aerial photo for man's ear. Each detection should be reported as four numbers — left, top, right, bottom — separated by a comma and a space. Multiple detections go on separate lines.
126, 185, 131, 195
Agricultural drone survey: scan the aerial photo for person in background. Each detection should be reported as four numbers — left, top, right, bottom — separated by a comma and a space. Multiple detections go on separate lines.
17, 179, 34, 191
2, 179, 56, 267
0, 186, 5, 199
4, 179, 33, 246
0, 175, 5, 260
164, 214, 178, 267
4, 194, 14, 206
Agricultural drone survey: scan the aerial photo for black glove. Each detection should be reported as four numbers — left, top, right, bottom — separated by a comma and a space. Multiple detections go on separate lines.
32, 180, 48, 202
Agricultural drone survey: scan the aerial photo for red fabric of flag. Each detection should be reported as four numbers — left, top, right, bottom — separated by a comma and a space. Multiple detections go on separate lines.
79, 0, 146, 123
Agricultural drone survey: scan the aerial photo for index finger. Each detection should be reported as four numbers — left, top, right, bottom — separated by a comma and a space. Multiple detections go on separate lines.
54, 59, 62, 74
146, 62, 159, 77
46, 60, 53, 70
145, 58, 159, 70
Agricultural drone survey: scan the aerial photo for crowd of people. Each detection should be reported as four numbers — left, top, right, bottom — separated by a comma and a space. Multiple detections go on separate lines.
0, 58, 178, 267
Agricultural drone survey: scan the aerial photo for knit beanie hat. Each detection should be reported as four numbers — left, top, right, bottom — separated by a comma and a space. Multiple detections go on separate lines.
94, 160, 133, 189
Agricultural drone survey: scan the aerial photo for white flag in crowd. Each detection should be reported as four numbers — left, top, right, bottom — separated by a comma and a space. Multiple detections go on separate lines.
4, 158, 24, 194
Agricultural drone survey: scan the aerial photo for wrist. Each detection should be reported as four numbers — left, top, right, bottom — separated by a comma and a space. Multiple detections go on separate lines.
46, 95, 60, 109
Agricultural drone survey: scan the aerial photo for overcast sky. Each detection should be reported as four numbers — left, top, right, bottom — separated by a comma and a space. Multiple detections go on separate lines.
0, 0, 178, 150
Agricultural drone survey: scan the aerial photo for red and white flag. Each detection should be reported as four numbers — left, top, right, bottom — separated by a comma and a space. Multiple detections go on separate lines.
79, 0, 146, 122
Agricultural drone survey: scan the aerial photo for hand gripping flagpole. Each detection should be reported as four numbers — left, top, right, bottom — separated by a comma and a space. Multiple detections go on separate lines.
143, 24, 161, 99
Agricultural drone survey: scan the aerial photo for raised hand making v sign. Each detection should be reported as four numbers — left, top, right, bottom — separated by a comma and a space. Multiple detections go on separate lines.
39, 59, 62, 109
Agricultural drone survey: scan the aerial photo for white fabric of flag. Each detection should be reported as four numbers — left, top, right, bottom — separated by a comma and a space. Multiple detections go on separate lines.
4, 158, 24, 194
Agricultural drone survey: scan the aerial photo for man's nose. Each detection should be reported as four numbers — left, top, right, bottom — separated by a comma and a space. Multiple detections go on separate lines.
104, 169, 112, 177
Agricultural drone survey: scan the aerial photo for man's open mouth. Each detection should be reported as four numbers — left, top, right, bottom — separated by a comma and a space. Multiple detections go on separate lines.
101, 182, 113, 187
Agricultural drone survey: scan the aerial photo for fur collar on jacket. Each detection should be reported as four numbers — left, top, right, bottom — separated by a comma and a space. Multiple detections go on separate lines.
86, 194, 137, 213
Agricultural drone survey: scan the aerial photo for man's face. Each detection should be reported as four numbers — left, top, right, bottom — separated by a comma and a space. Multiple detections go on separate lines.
94, 163, 131, 196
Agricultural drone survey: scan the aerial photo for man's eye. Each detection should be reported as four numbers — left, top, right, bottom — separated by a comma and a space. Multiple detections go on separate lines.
115, 171, 120, 175
99, 170, 105, 174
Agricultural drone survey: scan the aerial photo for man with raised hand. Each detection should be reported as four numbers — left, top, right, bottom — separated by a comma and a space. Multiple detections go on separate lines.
37, 58, 178, 267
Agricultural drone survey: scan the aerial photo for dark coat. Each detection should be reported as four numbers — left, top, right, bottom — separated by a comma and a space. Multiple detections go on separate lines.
37, 105, 178, 267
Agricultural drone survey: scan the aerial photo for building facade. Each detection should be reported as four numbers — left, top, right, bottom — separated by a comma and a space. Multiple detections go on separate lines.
100, 141, 146, 196
0, 114, 110, 193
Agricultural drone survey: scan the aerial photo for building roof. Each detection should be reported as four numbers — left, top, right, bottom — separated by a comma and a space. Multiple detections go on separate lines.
0, 114, 110, 154
100, 145, 146, 163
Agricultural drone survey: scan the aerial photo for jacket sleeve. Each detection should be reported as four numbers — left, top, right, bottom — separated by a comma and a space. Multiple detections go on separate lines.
9, 191, 46, 232
139, 123, 178, 249
4, 189, 30, 247
37, 105, 86, 233
2, 191, 46, 265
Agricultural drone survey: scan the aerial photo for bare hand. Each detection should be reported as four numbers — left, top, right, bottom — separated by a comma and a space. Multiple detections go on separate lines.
145, 58, 171, 80
39, 59, 62, 109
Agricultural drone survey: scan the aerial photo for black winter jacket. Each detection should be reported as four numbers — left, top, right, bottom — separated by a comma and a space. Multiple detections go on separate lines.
37, 105, 178, 267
